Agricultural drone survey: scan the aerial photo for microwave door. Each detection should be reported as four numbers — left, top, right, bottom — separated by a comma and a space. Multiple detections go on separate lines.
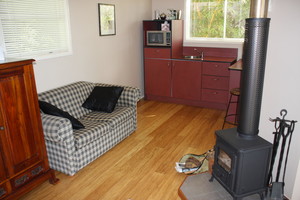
148, 33, 164, 45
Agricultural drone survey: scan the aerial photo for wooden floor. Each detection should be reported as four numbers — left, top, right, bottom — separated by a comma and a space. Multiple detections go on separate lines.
21, 100, 231, 200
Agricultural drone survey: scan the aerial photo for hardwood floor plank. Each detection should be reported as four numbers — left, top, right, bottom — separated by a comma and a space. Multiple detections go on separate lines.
21, 100, 229, 200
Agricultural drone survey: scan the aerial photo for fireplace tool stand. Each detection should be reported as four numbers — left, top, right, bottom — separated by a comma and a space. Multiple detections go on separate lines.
267, 109, 297, 200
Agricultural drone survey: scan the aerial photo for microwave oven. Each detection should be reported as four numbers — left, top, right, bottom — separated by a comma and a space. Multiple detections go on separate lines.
146, 31, 171, 46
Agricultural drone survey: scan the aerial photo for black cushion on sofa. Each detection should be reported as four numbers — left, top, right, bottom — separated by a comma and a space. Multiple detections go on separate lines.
82, 86, 124, 113
39, 100, 85, 130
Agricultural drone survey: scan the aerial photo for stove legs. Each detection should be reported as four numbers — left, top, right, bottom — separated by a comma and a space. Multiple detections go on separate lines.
259, 192, 265, 200
209, 174, 265, 200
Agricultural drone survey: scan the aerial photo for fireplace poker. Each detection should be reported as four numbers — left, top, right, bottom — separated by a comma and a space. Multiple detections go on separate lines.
275, 121, 291, 182
267, 118, 281, 184
281, 120, 296, 184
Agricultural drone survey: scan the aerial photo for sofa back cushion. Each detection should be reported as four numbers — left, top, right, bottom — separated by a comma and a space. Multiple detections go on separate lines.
38, 81, 94, 119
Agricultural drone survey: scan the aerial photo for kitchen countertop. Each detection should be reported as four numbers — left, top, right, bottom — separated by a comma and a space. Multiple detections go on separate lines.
173, 55, 236, 63
228, 59, 243, 70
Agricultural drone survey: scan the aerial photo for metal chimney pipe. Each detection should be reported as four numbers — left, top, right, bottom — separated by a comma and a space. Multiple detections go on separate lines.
250, 0, 269, 18
237, 0, 270, 138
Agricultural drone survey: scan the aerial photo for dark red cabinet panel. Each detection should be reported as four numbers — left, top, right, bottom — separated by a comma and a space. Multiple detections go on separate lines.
144, 59, 172, 97
202, 75, 229, 90
144, 48, 171, 59
202, 89, 229, 104
202, 62, 230, 76
172, 60, 201, 100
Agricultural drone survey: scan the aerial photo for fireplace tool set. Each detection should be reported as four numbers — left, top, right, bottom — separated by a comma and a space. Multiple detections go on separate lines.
267, 109, 297, 200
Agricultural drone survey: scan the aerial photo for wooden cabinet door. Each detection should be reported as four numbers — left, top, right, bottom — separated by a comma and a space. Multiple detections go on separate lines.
172, 60, 202, 100
0, 64, 44, 176
0, 151, 7, 183
145, 59, 172, 97
0, 107, 8, 183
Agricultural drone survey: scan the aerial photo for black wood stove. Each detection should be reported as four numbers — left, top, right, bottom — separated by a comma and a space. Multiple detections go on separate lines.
210, 1, 273, 199
212, 128, 272, 200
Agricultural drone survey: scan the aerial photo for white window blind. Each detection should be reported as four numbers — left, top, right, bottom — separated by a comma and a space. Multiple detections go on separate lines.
0, 0, 72, 59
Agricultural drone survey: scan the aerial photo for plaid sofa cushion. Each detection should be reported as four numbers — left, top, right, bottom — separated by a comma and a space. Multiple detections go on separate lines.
81, 107, 134, 129
95, 83, 141, 107
38, 81, 94, 119
73, 120, 111, 149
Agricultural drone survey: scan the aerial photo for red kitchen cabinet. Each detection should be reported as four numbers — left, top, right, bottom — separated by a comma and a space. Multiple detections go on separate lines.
143, 20, 238, 109
144, 55, 202, 100
172, 60, 201, 100
201, 61, 231, 105
144, 58, 172, 98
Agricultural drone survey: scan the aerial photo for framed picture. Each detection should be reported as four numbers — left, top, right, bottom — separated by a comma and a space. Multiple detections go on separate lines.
98, 3, 116, 36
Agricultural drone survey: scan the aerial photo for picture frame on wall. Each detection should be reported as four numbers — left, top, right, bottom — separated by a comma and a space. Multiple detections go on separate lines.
98, 3, 116, 36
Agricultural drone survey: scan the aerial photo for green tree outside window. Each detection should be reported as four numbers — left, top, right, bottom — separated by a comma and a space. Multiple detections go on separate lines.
189, 0, 250, 39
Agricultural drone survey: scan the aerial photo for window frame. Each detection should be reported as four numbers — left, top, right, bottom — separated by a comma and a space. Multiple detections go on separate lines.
184, 0, 246, 45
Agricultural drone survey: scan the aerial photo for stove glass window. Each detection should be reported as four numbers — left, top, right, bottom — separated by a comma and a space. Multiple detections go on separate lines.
218, 149, 232, 172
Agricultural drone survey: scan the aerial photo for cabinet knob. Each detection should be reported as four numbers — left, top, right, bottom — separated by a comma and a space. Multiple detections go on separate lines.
0, 126, 4, 130
213, 78, 219, 81
215, 65, 219, 68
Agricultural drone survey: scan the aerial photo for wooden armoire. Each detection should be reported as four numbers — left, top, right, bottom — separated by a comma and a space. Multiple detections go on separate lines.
0, 59, 58, 199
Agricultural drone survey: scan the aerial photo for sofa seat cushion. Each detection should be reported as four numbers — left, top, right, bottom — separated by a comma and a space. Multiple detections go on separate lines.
73, 120, 111, 149
81, 106, 134, 129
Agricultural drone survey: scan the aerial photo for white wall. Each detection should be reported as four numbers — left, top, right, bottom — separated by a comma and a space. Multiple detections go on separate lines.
33, 0, 152, 92
292, 160, 300, 199
152, 0, 300, 198
152, 0, 184, 19
260, 0, 300, 198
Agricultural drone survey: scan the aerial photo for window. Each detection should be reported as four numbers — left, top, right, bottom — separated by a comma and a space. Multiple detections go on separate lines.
0, 0, 72, 59
185, 0, 250, 43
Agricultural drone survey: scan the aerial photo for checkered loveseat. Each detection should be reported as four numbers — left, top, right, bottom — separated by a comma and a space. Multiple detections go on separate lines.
38, 81, 140, 176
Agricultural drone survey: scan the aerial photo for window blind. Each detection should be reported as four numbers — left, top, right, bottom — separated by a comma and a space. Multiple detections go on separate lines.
0, 0, 71, 59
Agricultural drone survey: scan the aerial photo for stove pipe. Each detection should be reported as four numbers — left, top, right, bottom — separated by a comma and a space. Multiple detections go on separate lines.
237, 0, 270, 138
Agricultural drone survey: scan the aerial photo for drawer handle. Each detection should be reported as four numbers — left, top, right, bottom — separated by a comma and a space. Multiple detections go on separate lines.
15, 174, 29, 187
213, 92, 218, 95
156, 50, 160, 53
213, 78, 219, 81
215, 65, 219, 68
32, 166, 43, 176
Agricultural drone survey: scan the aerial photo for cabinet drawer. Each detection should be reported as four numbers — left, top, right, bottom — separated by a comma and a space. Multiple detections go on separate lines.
0, 182, 11, 199
202, 75, 229, 90
202, 62, 230, 76
144, 48, 171, 59
202, 89, 228, 104
11, 164, 45, 189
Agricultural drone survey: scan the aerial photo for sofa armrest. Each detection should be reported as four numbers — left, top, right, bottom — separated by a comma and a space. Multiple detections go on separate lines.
94, 83, 141, 107
40, 113, 75, 146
